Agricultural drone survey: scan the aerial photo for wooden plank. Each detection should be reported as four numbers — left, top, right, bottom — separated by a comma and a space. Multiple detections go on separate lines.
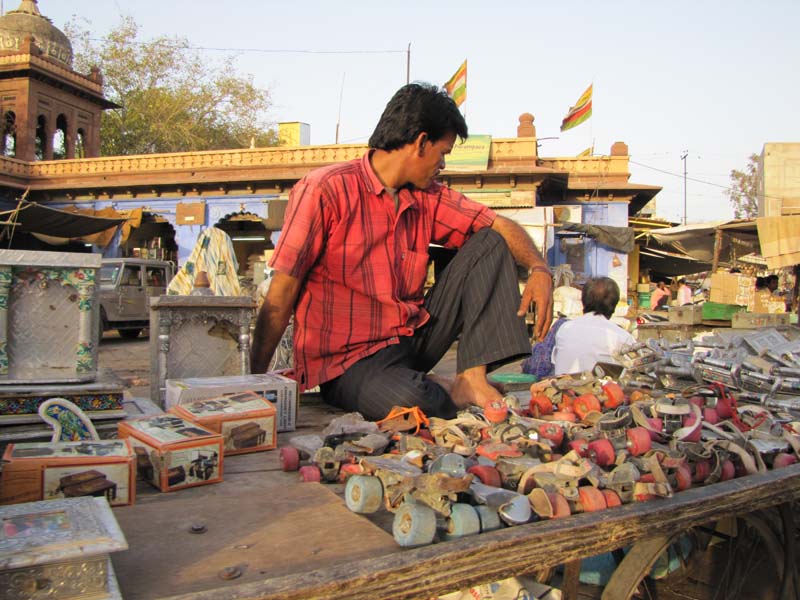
112, 472, 397, 600
158, 463, 800, 600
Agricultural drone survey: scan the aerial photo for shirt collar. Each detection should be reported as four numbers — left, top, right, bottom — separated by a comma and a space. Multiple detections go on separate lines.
361, 150, 419, 210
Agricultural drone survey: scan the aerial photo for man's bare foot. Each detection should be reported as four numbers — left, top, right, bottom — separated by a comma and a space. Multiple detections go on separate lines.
449, 366, 504, 410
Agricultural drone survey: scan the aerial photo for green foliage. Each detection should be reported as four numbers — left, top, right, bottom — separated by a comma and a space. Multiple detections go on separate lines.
65, 16, 278, 156
726, 154, 760, 219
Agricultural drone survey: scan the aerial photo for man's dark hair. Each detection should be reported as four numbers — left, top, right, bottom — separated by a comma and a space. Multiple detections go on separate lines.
765, 274, 779, 287
368, 83, 468, 151
582, 277, 620, 319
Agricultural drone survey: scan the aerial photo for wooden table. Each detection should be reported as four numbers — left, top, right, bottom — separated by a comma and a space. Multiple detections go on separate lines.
109, 396, 800, 600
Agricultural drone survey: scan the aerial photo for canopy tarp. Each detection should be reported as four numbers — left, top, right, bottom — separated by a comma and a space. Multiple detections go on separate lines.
757, 216, 800, 269
557, 223, 635, 253
0, 198, 126, 238
648, 220, 759, 264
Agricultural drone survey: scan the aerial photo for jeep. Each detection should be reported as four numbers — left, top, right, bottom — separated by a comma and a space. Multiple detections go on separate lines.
99, 258, 175, 338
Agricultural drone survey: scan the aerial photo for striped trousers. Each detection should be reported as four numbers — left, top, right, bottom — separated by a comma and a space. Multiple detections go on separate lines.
320, 228, 531, 420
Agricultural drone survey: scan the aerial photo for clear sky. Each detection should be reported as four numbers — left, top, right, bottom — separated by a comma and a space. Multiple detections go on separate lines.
37, 0, 800, 224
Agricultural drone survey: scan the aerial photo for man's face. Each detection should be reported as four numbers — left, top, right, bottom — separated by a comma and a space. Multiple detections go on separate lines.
410, 131, 456, 189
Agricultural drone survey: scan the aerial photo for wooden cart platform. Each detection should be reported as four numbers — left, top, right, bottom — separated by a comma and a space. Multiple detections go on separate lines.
109, 396, 800, 600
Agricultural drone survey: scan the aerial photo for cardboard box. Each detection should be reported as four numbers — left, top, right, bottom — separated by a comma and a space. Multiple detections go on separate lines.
668, 305, 703, 325
731, 312, 791, 329
0, 439, 136, 506
170, 391, 277, 455
165, 374, 298, 432
118, 415, 223, 492
709, 272, 755, 307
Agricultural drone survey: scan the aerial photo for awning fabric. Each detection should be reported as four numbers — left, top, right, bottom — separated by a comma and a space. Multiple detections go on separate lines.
757, 216, 800, 269
557, 223, 635, 253
0, 198, 126, 238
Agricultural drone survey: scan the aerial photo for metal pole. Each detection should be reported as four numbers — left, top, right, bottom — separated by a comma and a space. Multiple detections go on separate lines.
406, 43, 410, 84
681, 150, 688, 225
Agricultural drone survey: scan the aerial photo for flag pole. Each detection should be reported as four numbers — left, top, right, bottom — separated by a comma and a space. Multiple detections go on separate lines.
406, 43, 411, 84
463, 59, 467, 121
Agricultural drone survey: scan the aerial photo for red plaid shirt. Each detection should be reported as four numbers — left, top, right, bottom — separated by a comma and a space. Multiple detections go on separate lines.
270, 151, 496, 390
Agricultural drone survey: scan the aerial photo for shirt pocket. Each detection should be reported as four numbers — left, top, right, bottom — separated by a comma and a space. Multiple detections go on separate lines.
397, 249, 429, 300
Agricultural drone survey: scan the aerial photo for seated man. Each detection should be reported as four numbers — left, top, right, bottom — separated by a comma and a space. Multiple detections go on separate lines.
250, 83, 553, 420
650, 280, 671, 310
551, 277, 635, 375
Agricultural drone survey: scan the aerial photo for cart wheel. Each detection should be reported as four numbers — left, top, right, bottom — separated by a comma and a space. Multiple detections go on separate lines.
529, 393, 554, 416
344, 475, 384, 514
626, 427, 652, 456
773, 453, 798, 469
568, 439, 590, 457
601, 489, 622, 508
442, 503, 481, 540
538, 422, 564, 447
298, 465, 321, 483
279, 446, 300, 472
392, 503, 437, 548
674, 464, 692, 491
692, 460, 710, 483
573, 393, 602, 420
720, 459, 736, 481
475, 505, 502, 532
484, 401, 508, 424
588, 438, 616, 467
577, 486, 607, 512
467, 465, 502, 488
549, 492, 571, 518
602, 382, 626, 409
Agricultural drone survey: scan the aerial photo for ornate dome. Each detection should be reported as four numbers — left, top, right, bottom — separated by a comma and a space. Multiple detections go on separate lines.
0, 1, 72, 67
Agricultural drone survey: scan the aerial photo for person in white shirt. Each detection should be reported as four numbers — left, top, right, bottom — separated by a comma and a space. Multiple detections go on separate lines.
677, 278, 692, 306
552, 277, 635, 375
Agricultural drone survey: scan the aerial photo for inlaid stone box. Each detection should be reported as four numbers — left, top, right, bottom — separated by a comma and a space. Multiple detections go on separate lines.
0, 250, 101, 384
0, 496, 127, 600
149, 296, 255, 407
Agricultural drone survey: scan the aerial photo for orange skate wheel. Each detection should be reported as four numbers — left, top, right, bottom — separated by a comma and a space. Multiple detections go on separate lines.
626, 427, 652, 456
601, 382, 626, 409
529, 393, 554, 416
573, 394, 602, 420
552, 410, 577, 423
538, 422, 564, 447
484, 401, 508, 424
601, 489, 622, 508
568, 439, 589, 457
675, 464, 692, 491
578, 486, 607, 512
548, 492, 571, 518
468, 465, 502, 487
588, 438, 616, 467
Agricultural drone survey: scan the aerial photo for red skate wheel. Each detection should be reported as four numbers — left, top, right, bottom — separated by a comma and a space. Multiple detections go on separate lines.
720, 459, 736, 481
338, 462, 364, 482
279, 446, 300, 472
538, 423, 564, 447
559, 391, 576, 411
568, 439, 589, 457
298, 465, 321, 482
692, 460, 710, 483
529, 393, 554, 416
647, 417, 664, 440
467, 465, 502, 487
675, 464, 692, 491
688, 395, 705, 409
681, 415, 702, 443
715, 397, 734, 419
626, 427, 652, 456
552, 411, 577, 423
484, 401, 508, 424
703, 407, 720, 425
773, 453, 798, 469
578, 486, 607, 512
573, 394, 602, 420
639, 473, 656, 483
601, 382, 625, 409
549, 493, 571, 518
601, 489, 622, 508
588, 438, 616, 467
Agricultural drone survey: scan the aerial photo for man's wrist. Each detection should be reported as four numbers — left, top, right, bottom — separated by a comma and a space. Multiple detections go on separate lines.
527, 265, 551, 277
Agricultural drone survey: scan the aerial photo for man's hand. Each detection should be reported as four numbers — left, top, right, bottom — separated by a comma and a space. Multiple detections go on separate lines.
518, 270, 554, 342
